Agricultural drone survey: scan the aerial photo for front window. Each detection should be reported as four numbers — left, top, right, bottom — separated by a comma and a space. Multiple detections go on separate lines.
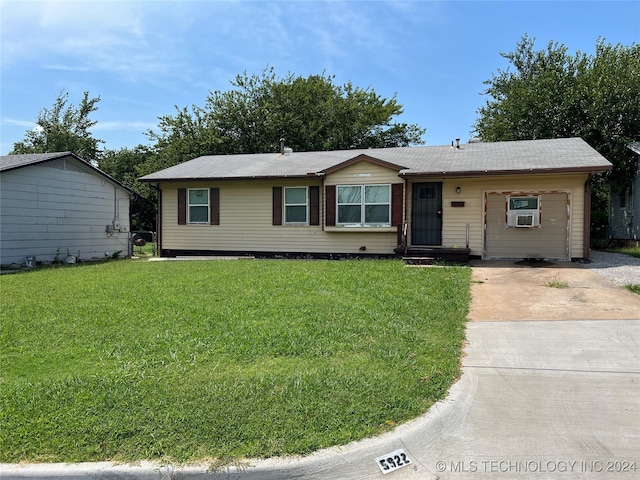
284, 187, 308, 224
188, 188, 209, 223
337, 184, 390, 226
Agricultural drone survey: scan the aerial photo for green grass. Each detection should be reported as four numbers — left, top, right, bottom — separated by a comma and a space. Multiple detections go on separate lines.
624, 284, 640, 294
606, 246, 640, 259
544, 275, 569, 289
131, 241, 156, 258
0, 259, 470, 464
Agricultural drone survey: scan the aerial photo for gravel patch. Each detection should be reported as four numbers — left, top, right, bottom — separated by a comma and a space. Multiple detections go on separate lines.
584, 251, 640, 286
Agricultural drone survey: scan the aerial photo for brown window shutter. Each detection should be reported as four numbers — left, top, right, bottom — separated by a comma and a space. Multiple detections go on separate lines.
391, 183, 403, 226
309, 186, 320, 226
325, 185, 336, 226
177, 188, 186, 225
272, 187, 283, 226
210, 188, 220, 225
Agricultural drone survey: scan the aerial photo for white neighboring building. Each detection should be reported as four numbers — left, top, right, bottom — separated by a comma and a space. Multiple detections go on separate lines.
1, 152, 134, 266
609, 142, 639, 245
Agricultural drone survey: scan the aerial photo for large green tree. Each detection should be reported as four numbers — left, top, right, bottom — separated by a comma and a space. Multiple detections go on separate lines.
99, 146, 157, 231
147, 68, 426, 166
11, 90, 104, 163
473, 36, 640, 237
474, 36, 640, 186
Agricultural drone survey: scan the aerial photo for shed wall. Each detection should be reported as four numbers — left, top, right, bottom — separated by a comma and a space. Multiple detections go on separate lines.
0, 159, 131, 265
609, 155, 639, 241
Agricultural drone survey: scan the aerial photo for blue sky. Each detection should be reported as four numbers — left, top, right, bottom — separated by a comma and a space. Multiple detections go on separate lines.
1, 0, 638, 155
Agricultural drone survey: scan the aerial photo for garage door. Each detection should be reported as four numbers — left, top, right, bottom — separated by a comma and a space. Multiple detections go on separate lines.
485, 192, 569, 260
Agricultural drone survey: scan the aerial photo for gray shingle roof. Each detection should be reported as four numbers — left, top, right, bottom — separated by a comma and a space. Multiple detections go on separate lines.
0, 151, 136, 194
0, 151, 75, 171
139, 137, 612, 182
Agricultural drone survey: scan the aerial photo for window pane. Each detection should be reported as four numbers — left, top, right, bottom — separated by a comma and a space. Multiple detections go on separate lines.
189, 189, 208, 205
365, 185, 389, 203
189, 205, 208, 223
286, 205, 307, 223
338, 205, 361, 224
338, 186, 361, 204
365, 205, 390, 224
285, 187, 307, 204
509, 197, 538, 210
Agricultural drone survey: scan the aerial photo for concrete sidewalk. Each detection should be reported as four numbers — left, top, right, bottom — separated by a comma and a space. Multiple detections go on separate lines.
3, 260, 639, 479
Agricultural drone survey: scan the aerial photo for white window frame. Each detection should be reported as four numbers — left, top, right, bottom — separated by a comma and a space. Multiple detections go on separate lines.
284, 186, 309, 225
337, 184, 391, 227
506, 195, 540, 228
188, 188, 210, 224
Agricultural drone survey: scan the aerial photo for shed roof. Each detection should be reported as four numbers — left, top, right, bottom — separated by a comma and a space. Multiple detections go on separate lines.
0, 151, 136, 194
140, 138, 611, 183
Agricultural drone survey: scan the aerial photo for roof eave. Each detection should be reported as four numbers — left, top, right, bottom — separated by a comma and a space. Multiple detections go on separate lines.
399, 165, 612, 178
139, 174, 318, 183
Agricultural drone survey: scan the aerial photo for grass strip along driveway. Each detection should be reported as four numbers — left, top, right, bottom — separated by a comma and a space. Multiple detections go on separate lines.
0, 259, 470, 464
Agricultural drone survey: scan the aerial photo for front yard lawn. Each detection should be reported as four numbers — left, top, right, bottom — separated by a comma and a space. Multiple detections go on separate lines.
0, 259, 470, 464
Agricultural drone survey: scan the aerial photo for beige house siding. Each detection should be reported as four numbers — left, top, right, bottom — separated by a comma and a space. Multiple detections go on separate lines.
160, 164, 401, 255
406, 173, 587, 259
323, 160, 402, 186
485, 192, 569, 259
158, 168, 588, 259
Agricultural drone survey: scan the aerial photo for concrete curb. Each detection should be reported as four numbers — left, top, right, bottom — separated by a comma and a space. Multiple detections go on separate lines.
0, 371, 471, 479
5, 320, 639, 479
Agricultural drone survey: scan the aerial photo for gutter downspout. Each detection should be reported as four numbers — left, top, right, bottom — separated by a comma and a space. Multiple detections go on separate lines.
128, 191, 134, 258
403, 176, 408, 254
319, 174, 326, 231
583, 175, 592, 260
150, 184, 162, 257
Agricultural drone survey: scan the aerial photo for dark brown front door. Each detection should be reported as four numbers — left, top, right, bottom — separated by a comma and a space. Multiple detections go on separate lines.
411, 182, 442, 245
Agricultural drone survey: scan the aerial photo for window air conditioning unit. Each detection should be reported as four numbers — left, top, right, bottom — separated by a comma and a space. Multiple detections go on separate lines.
507, 196, 540, 228
507, 210, 540, 227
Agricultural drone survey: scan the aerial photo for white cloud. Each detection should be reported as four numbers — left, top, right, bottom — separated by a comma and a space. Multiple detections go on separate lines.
0, 0, 184, 82
1, 118, 37, 128
93, 120, 156, 132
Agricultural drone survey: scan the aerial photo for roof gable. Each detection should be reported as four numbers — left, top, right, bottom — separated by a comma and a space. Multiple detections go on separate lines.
319, 154, 407, 175
0, 152, 136, 194
0, 151, 76, 171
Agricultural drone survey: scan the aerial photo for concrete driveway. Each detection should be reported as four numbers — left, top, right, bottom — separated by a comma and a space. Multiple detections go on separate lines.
468, 259, 640, 321
3, 260, 639, 479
